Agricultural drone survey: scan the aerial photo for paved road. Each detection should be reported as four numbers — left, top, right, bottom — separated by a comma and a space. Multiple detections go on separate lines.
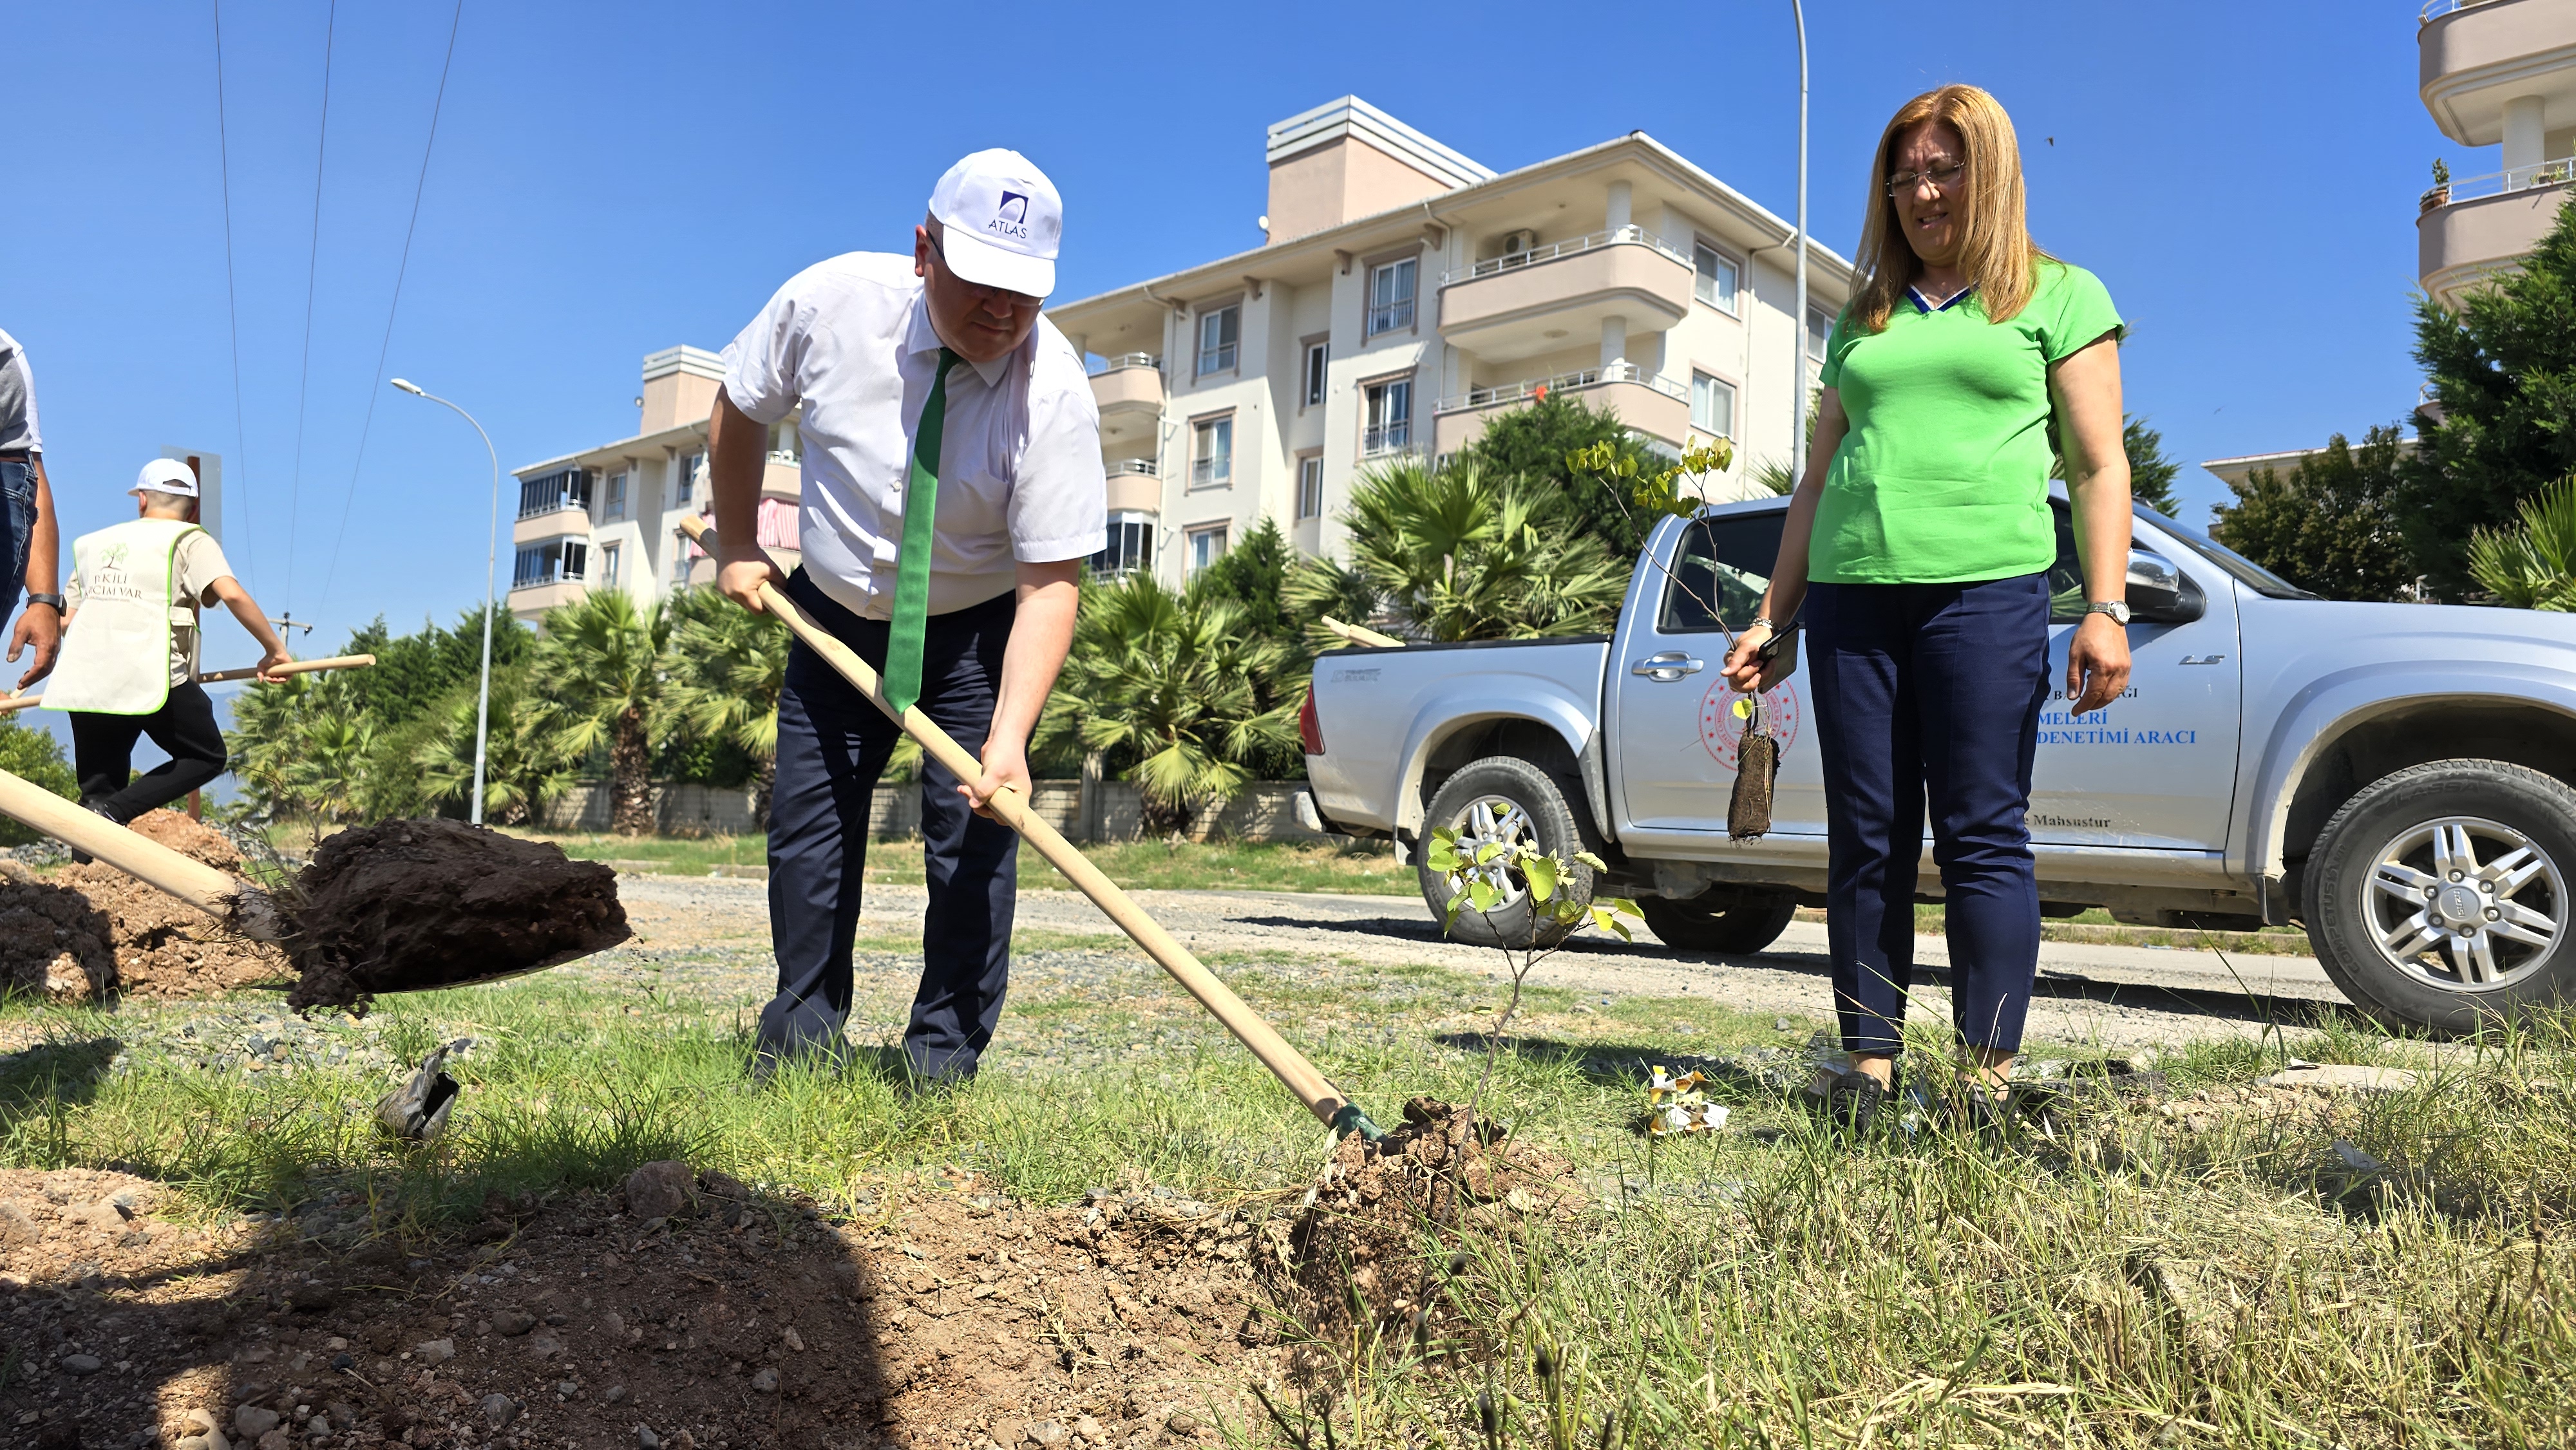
627, 874, 2349, 1051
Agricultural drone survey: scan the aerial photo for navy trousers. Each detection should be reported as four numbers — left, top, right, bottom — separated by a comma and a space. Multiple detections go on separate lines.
759, 569, 1021, 1081
1806, 574, 2052, 1058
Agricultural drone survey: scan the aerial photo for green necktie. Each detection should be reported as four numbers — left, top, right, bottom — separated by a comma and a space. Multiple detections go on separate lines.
884, 346, 957, 715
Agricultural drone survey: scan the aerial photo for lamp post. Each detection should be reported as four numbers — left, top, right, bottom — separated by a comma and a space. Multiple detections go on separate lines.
391, 377, 502, 827
1790, 0, 1811, 487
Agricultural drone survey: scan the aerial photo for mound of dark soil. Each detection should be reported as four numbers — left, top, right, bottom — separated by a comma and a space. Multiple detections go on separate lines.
1274, 1098, 1585, 1338
285, 819, 630, 1013
1, 1161, 1273, 1450
0, 810, 292, 1001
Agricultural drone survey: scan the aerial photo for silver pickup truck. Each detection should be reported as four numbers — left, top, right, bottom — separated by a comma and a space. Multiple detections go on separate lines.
1300, 491, 2576, 1033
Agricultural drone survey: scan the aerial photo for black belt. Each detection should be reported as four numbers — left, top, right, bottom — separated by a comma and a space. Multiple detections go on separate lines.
0, 450, 32, 462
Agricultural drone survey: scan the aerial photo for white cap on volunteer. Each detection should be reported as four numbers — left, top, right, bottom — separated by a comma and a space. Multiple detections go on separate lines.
131, 457, 200, 498
927, 149, 1063, 299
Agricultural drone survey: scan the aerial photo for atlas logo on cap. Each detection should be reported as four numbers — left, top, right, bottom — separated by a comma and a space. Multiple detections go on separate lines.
929, 149, 1063, 299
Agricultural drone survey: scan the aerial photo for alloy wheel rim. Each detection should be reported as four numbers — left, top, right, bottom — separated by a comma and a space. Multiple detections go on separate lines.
1444, 793, 1539, 909
2362, 815, 2564, 993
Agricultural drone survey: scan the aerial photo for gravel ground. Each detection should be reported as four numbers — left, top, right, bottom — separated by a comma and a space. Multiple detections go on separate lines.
609, 874, 2350, 1056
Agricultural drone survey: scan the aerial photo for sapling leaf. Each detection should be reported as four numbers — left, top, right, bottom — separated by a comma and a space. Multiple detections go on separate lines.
1475, 842, 1504, 866
1469, 880, 1501, 912
1573, 850, 1607, 871
1525, 855, 1558, 903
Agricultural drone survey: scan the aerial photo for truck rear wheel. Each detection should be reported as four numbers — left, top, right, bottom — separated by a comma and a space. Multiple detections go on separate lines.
1417, 757, 1596, 949
1640, 890, 1798, 954
2304, 758, 2576, 1035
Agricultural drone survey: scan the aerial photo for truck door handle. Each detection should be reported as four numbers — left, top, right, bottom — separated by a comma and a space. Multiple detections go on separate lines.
1631, 651, 1705, 681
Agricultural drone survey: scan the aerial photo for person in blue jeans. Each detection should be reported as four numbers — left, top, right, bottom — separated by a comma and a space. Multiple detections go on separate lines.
1723, 84, 2135, 1132
0, 326, 64, 690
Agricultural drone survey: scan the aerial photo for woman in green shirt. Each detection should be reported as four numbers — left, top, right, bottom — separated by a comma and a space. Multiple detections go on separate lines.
1720, 83, 2134, 1131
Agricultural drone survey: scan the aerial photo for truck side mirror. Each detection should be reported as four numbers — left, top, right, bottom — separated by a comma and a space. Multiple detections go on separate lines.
2127, 549, 2206, 625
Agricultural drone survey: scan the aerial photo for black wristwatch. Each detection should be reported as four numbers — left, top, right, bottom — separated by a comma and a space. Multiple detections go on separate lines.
22, 593, 62, 613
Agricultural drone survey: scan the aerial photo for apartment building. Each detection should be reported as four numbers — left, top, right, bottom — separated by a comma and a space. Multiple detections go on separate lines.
2418, 0, 2576, 305
1045, 97, 1853, 584
504, 347, 804, 626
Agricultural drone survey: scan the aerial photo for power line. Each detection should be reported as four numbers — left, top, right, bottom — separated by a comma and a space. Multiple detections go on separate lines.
283, 0, 340, 615
210, 0, 254, 578
316, 0, 464, 617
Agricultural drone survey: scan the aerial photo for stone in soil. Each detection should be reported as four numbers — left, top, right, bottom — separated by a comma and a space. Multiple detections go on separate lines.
283, 818, 630, 1012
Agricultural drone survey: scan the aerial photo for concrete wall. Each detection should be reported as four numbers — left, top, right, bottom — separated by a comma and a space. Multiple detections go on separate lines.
537, 780, 1332, 843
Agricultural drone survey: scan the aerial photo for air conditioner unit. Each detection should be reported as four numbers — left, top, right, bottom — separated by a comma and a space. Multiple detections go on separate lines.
1497, 229, 1540, 258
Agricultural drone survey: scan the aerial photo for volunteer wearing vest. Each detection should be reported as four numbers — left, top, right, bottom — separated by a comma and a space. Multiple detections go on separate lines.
1, 325, 65, 689
52, 459, 292, 824
1721, 85, 2132, 1132
708, 149, 1104, 1084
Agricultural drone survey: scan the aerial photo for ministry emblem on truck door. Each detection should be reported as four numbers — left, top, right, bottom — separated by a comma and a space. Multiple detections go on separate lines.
1701, 679, 1801, 771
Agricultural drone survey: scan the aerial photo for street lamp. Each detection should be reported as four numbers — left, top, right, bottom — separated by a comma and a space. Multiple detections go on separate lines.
1790, 0, 1811, 488
391, 377, 502, 827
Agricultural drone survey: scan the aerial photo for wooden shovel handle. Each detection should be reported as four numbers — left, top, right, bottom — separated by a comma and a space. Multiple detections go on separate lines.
681, 516, 1371, 1135
0, 654, 378, 712
0, 768, 287, 940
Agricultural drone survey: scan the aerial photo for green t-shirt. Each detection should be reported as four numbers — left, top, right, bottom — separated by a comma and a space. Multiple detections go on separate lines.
1810, 260, 2123, 584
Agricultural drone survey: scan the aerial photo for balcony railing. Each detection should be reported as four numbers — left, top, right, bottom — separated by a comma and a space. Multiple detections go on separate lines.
1440, 225, 1692, 287
1090, 352, 1161, 374
1189, 457, 1231, 488
1367, 297, 1417, 335
1361, 421, 1416, 458
2420, 0, 2492, 21
2425, 156, 2576, 210
1434, 362, 1690, 415
1107, 458, 1157, 476
516, 467, 592, 521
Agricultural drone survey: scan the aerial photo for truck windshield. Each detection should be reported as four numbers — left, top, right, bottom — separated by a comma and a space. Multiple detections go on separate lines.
2140, 508, 2319, 600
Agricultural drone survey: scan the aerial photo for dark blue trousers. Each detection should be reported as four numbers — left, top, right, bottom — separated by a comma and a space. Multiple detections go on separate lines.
759, 570, 1020, 1081
1806, 574, 2052, 1058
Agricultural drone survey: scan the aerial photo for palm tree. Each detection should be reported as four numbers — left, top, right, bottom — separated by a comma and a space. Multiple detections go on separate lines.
412, 666, 579, 826
1043, 572, 1298, 834
1287, 458, 1626, 644
529, 588, 671, 835
2468, 474, 2576, 610
662, 585, 791, 825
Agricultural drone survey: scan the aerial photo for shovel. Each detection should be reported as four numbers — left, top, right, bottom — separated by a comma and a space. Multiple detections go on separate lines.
0, 767, 292, 940
1, 653, 378, 713
681, 515, 1383, 1140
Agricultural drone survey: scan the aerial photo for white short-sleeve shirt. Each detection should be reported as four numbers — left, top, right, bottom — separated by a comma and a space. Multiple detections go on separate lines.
721, 252, 1106, 621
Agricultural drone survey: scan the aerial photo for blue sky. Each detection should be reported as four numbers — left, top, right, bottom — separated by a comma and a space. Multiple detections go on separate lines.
4, 1, 2465, 661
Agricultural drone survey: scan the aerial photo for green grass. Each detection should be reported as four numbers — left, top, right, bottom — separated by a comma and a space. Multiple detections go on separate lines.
524, 829, 1419, 896
3, 926, 2570, 1446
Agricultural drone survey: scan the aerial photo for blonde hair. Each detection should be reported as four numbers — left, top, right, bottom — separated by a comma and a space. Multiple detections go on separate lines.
1848, 84, 2049, 334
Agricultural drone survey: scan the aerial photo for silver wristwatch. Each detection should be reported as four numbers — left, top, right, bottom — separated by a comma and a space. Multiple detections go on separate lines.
2086, 599, 2132, 625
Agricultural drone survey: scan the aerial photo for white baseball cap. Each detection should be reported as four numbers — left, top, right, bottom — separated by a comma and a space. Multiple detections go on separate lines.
131, 458, 199, 498
927, 148, 1063, 299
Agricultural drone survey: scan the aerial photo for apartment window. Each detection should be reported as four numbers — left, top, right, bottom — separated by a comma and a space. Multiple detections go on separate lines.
1693, 242, 1740, 314
1807, 305, 1833, 364
672, 540, 693, 586
598, 542, 622, 587
1296, 455, 1324, 521
1303, 341, 1329, 407
674, 451, 703, 504
1090, 511, 1155, 577
1691, 372, 1736, 440
1186, 523, 1228, 577
516, 467, 591, 520
1367, 258, 1417, 336
1363, 379, 1412, 457
1190, 415, 1233, 489
511, 539, 586, 589
604, 471, 628, 522
1196, 304, 1239, 376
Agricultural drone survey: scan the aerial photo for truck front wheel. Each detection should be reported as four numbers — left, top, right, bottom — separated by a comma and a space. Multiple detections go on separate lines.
1417, 757, 1596, 948
1640, 890, 1798, 954
2304, 758, 2576, 1035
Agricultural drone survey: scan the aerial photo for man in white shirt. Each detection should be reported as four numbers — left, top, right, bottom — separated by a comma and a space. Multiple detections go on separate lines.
0, 325, 64, 689
710, 149, 1106, 1084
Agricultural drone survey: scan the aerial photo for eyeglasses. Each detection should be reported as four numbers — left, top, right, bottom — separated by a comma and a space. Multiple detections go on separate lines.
1884, 162, 1967, 198
924, 231, 1040, 308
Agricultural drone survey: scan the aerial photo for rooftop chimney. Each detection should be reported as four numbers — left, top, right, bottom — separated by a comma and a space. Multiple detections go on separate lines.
1263, 97, 1492, 243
